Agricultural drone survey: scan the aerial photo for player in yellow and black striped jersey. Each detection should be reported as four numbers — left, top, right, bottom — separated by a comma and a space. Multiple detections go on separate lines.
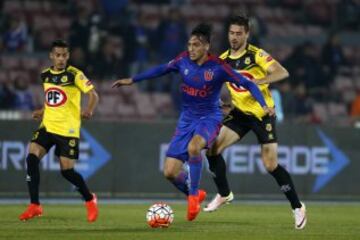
204, 15, 307, 229
19, 40, 100, 223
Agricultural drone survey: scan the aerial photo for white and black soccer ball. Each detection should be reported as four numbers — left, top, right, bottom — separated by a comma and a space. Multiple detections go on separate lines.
146, 202, 174, 228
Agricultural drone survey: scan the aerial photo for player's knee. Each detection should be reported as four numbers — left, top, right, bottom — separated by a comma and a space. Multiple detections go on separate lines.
28, 143, 45, 159
262, 145, 277, 171
264, 161, 277, 172
163, 167, 177, 180
187, 143, 201, 157
61, 168, 75, 180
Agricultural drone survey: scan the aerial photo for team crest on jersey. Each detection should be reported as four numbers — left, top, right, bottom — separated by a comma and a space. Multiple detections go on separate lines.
244, 57, 251, 65
61, 75, 68, 83
45, 87, 67, 107
266, 123, 272, 132
204, 69, 214, 81
69, 139, 76, 147
184, 69, 189, 75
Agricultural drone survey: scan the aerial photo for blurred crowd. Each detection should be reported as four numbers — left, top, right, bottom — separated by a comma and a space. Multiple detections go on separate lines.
0, 0, 360, 125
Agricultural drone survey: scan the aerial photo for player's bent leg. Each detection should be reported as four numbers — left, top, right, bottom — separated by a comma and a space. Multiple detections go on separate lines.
60, 157, 98, 222
187, 135, 207, 221
163, 157, 189, 195
19, 143, 47, 221
204, 126, 239, 212
262, 143, 306, 229
260, 143, 278, 172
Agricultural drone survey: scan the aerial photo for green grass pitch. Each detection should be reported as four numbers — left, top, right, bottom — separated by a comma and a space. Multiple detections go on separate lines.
1, 203, 359, 240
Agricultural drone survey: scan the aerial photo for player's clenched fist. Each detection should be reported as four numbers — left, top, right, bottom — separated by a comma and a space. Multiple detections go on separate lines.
263, 106, 275, 116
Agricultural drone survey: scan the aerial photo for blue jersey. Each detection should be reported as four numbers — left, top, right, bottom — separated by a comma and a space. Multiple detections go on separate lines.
133, 52, 267, 117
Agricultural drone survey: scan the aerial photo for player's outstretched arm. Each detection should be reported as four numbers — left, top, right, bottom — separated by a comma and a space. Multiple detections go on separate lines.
112, 62, 179, 89
82, 89, 99, 119
222, 65, 275, 116
257, 61, 289, 85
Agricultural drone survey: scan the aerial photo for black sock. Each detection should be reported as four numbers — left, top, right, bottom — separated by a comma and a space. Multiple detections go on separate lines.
61, 169, 93, 201
207, 154, 231, 197
26, 154, 40, 204
269, 165, 302, 209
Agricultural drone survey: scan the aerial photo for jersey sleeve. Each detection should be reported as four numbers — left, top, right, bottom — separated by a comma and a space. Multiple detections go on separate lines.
133, 52, 185, 83
220, 63, 267, 107
74, 71, 94, 93
255, 49, 277, 72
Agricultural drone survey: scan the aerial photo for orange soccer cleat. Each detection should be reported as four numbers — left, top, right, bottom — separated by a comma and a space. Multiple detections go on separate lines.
19, 203, 43, 221
85, 193, 98, 223
198, 189, 207, 204
187, 195, 200, 221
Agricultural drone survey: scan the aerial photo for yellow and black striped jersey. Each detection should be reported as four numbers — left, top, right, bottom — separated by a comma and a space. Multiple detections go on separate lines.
220, 44, 276, 119
40, 65, 94, 138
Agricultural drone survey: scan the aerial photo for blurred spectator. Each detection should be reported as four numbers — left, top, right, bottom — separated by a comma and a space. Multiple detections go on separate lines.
154, 7, 187, 93
128, 11, 154, 90
70, 47, 88, 71
0, 80, 14, 109
91, 36, 127, 80
156, 8, 187, 63
336, 0, 360, 30
304, 1, 332, 26
321, 33, 346, 79
88, 13, 107, 55
279, 81, 313, 123
292, 83, 313, 123
278, 81, 296, 119
2, 15, 28, 52
248, 7, 267, 46
285, 42, 327, 89
100, 0, 128, 16
69, 6, 91, 54
12, 76, 34, 111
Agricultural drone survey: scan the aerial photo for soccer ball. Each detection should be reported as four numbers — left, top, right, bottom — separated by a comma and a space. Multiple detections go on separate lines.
146, 203, 174, 228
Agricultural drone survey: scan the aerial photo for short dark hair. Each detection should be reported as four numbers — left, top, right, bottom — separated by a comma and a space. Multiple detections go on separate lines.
191, 23, 212, 43
51, 39, 69, 50
228, 15, 250, 32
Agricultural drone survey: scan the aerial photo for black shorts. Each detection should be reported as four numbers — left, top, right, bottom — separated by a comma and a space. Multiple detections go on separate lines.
31, 127, 79, 159
223, 108, 277, 144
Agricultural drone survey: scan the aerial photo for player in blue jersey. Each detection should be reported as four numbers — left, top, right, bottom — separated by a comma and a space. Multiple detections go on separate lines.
112, 23, 274, 221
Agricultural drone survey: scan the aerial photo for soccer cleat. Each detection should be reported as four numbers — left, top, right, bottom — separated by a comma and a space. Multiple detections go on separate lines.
85, 193, 98, 223
187, 194, 200, 221
198, 189, 207, 204
203, 191, 234, 212
19, 203, 43, 221
293, 202, 307, 230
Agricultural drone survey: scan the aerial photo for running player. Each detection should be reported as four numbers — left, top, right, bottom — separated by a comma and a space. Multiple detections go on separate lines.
203, 15, 307, 230
19, 40, 99, 222
112, 23, 274, 221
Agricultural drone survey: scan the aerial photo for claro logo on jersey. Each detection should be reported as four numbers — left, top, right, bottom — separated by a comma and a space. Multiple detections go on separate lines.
158, 129, 350, 193
45, 87, 67, 107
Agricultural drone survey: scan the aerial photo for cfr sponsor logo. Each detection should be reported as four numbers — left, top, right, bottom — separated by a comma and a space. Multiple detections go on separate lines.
45, 87, 67, 107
